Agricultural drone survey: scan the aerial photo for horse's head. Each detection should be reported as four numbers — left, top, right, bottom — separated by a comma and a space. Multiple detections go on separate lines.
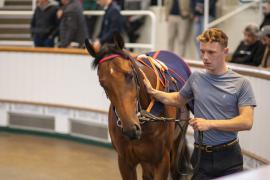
85, 34, 142, 140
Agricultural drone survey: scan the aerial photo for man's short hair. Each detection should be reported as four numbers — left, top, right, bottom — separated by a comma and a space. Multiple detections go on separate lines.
197, 28, 228, 48
244, 24, 259, 37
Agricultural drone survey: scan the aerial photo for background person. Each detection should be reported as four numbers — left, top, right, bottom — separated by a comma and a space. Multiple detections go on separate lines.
260, 0, 270, 30
92, 0, 125, 51
31, 0, 59, 47
230, 24, 265, 66
260, 25, 270, 69
58, 0, 88, 48
165, 0, 193, 57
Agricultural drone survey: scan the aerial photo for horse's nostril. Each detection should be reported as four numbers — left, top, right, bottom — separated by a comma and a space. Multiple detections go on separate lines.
134, 124, 142, 139
121, 124, 142, 140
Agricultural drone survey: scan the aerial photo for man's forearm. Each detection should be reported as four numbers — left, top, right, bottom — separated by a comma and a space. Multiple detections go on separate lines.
209, 114, 253, 132
190, 106, 254, 132
211, 106, 254, 132
151, 90, 184, 107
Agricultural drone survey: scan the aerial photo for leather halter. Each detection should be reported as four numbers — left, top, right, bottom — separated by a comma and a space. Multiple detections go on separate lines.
97, 53, 178, 127
98, 53, 162, 114
97, 53, 143, 127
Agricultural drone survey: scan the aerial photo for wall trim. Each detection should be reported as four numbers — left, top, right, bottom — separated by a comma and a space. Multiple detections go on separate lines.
0, 126, 113, 149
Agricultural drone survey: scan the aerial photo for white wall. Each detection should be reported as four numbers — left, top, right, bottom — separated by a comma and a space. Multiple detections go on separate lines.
0, 52, 110, 111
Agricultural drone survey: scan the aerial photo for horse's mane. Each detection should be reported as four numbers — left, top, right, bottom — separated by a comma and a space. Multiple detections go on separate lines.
92, 44, 130, 69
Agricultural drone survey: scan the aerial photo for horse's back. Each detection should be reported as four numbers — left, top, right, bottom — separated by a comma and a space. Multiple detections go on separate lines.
147, 50, 191, 87
146, 50, 194, 112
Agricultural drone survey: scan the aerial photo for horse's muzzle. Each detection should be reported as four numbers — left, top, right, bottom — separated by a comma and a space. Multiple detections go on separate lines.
122, 124, 142, 140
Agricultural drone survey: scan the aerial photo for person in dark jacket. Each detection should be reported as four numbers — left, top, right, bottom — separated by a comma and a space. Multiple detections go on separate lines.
31, 0, 59, 47
231, 24, 265, 66
259, 25, 270, 69
92, 0, 124, 51
191, 0, 218, 59
260, 0, 270, 30
58, 0, 88, 48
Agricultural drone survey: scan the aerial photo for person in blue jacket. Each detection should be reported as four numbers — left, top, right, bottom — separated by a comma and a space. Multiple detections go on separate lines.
92, 0, 125, 51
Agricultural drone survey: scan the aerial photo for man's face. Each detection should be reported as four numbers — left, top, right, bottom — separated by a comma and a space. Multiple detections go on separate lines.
243, 31, 257, 45
61, 0, 69, 5
37, 0, 47, 7
199, 42, 228, 73
97, 0, 108, 7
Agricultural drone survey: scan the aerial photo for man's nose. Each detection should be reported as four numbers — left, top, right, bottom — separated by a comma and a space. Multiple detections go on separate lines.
202, 53, 208, 61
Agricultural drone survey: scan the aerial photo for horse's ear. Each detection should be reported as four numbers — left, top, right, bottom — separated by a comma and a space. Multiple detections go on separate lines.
113, 32, 125, 50
85, 39, 97, 57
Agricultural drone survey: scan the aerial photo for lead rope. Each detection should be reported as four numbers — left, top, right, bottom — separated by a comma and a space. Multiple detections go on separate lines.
193, 131, 203, 175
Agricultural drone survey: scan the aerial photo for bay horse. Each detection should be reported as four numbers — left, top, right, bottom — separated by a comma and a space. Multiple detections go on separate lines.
85, 34, 191, 180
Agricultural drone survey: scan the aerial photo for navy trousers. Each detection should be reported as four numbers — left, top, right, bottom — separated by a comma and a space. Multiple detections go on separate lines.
191, 143, 243, 180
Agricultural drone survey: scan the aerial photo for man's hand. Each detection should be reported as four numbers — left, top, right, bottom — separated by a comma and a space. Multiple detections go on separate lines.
189, 118, 212, 131
57, 9, 63, 19
93, 40, 101, 53
140, 69, 156, 95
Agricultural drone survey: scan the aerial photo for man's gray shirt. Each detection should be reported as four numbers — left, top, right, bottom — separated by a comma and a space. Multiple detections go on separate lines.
180, 69, 256, 146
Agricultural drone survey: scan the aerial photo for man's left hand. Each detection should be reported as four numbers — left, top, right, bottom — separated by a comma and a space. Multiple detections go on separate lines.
93, 40, 101, 52
189, 118, 212, 131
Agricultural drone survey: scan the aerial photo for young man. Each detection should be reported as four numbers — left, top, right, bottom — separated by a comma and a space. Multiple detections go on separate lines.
142, 28, 256, 179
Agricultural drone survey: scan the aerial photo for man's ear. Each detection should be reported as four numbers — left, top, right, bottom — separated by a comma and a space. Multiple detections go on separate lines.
224, 47, 229, 55
85, 39, 97, 57
113, 32, 125, 50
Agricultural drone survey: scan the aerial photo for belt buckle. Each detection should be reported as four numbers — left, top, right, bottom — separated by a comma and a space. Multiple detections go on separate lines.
205, 145, 213, 153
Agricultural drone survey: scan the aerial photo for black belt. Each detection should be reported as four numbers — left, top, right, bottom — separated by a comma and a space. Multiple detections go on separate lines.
194, 138, 239, 153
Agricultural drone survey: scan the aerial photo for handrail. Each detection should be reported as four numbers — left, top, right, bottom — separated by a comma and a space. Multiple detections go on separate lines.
185, 59, 270, 80
0, 10, 156, 51
0, 98, 108, 114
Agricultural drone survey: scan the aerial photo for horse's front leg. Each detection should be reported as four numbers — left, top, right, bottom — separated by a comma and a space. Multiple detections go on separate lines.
118, 155, 137, 180
141, 163, 154, 180
154, 151, 170, 180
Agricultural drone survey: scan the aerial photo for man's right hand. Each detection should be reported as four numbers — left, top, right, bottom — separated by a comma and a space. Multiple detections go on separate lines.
140, 69, 156, 95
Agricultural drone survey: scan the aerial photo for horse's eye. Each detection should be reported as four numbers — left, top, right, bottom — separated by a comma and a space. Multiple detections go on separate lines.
125, 72, 133, 81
